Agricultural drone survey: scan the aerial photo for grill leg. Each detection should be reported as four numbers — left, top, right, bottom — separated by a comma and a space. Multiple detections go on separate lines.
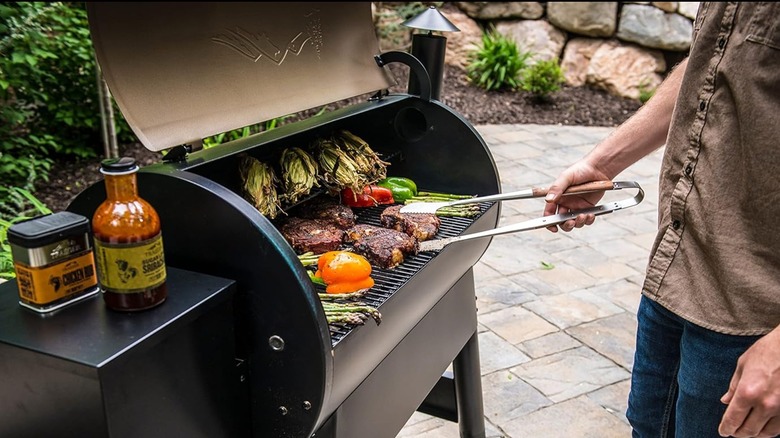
453, 330, 486, 438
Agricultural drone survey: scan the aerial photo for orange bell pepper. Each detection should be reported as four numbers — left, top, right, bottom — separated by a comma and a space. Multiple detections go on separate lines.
315, 250, 374, 294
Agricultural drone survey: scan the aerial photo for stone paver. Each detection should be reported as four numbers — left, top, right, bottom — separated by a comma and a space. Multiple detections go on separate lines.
500, 396, 632, 437
512, 346, 630, 403
479, 306, 559, 345
399, 124, 662, 437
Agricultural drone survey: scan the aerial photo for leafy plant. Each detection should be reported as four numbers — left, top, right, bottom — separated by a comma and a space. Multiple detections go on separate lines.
466, 26, 532, 91
203, 115, 295, 149
0, 218, 14, 279
520, 59, 566, 102
203, 107, 327, 149
0, 2, 134, 189
0, 186, 52, 279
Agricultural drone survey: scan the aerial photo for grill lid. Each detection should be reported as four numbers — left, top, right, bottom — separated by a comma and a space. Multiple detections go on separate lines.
87, 2, 394, 152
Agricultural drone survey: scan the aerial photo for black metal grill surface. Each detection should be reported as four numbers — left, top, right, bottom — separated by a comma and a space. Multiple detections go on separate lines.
320, 201, 491, 345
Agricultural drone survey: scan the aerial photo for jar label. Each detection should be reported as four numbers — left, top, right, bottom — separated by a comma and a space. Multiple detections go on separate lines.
94, 234, 166, 293
14, 250, 98, 305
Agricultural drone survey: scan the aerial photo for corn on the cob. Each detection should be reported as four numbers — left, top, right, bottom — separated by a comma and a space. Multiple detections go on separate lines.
336, 130, 389, 183
314, 138, 366, 193
279, 147, 319, 204
238, 154, 282, 219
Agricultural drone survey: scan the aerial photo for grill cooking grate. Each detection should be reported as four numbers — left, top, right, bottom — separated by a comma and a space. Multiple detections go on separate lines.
323, 201, 491, 346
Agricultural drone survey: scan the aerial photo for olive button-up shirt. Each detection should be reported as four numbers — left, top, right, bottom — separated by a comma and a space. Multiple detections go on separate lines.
642, 2, 780, 335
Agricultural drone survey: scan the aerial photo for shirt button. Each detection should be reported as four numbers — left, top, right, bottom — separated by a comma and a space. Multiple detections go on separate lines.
685, 164, 693, 176
699, 101, 706, 111
719, 38, 726, 49
672, 220, 681, 230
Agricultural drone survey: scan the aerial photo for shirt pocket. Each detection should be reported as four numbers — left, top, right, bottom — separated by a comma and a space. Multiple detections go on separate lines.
746, 3, 780, 50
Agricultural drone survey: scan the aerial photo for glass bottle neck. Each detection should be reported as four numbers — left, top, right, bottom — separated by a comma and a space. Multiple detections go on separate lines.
103, 172, 138, 201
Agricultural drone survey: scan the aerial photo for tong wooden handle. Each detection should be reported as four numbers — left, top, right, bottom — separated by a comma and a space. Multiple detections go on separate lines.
531, 180, 616, 198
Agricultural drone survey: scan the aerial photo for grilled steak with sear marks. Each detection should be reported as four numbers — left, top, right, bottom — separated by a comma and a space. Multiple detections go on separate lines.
279, 217, 345, 254
344, 224, 418, 269
292, 197, 355, 230
380, 205, 440, 241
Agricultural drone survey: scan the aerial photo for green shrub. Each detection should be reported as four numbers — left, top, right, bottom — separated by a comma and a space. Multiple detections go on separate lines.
203, 108, 326, 149
520, 59, 566, 101
466, 27, 532, 91
0, 2, 134, 189
0, 218, 14, 279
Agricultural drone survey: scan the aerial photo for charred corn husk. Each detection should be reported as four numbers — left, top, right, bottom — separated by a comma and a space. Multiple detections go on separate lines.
336, 129, 389, 183
314, 138, 366, 193
279, 147, 319, 204
239, 154, 282, 219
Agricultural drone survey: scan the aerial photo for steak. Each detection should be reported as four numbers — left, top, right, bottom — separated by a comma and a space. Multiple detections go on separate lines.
279, 217, 345, 254
380, 205, 440, 241
292, 197, 355, 230
344, 224, 418, 269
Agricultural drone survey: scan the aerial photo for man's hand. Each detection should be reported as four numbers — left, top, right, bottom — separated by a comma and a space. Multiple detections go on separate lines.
719, 327, 780, 438
543, 162, 609, 233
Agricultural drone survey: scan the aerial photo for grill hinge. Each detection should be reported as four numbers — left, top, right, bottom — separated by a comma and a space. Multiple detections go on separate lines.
163, 139, 203, 163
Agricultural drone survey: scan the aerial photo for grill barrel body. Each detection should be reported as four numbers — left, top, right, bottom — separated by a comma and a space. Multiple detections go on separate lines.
67, 95, 500, 437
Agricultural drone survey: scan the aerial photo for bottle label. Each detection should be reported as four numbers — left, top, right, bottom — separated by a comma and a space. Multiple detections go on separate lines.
14, 250, 99, 305
94, 234, 166, 293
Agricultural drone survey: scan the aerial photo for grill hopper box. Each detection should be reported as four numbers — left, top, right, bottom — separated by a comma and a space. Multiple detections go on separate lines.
0, 3, 503, 438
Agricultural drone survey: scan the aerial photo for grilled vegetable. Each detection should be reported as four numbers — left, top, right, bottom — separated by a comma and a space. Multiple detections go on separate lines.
238, 154, 282, 219
403, 192, 480, 218
336, 129, 389, 183
314, 138, 366, 193
279, 147, 319, 204
321, 301, 382, 325
322, 302, 381, 325
315, 250, 375, 294
377, 177, 418, 202
341, 185, 395, 208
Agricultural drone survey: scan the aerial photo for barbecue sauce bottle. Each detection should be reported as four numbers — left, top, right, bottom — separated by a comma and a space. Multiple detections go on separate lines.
92, 157, 167, 311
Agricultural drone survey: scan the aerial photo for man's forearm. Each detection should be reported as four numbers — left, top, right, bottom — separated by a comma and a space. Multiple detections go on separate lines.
587, 57, 689, 179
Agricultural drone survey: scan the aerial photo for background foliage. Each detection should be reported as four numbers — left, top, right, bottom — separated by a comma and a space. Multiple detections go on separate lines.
467, 26, 565, 101
0, 2, 133, 192
467, 26, 532, 92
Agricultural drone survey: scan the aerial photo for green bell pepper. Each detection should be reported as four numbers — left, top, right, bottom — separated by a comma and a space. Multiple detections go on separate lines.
377, 177, 418, 203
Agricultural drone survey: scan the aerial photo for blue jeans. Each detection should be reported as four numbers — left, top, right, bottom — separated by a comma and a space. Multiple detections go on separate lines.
627, 295, 763, 438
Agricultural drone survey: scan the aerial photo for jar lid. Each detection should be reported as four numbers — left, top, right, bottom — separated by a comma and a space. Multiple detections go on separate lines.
100, 157, 139, 175
8, 211, 91, 248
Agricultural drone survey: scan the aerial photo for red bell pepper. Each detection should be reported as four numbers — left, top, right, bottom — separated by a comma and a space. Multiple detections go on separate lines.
341, 185, 395, 208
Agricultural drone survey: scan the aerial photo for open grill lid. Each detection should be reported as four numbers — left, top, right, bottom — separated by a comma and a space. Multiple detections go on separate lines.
87, 2, 394, 152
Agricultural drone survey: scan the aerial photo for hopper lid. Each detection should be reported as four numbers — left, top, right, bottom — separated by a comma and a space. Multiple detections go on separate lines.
87, 2, 394, 152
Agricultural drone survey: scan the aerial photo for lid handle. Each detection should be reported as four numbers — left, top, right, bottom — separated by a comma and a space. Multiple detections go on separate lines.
375, 51, 432, 102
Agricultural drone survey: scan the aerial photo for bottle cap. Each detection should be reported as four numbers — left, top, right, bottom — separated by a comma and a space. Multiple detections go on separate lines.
100, 157, 139, 175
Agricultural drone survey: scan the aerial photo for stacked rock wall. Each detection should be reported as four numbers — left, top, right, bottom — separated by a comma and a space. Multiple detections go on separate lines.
376, 2, 699, 100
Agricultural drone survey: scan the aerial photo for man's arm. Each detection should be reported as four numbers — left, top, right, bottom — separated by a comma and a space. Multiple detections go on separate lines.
543, 57, 689, 232
579, 56, 688, 181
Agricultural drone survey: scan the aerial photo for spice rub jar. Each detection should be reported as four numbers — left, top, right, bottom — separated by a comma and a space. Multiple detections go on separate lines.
92, 157, 167, 311
8, 211, 100, 313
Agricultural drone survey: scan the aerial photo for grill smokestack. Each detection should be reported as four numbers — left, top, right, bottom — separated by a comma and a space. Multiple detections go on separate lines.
402, 6, 460, 100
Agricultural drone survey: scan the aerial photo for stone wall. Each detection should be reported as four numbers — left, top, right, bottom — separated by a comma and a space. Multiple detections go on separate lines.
375, 2, 700, 100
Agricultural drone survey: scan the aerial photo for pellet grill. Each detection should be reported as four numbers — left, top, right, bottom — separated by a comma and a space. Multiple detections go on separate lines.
1, 3, 502, 438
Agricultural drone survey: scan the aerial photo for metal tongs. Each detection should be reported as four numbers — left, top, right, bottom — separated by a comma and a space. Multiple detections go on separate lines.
415, 180, 644, 252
